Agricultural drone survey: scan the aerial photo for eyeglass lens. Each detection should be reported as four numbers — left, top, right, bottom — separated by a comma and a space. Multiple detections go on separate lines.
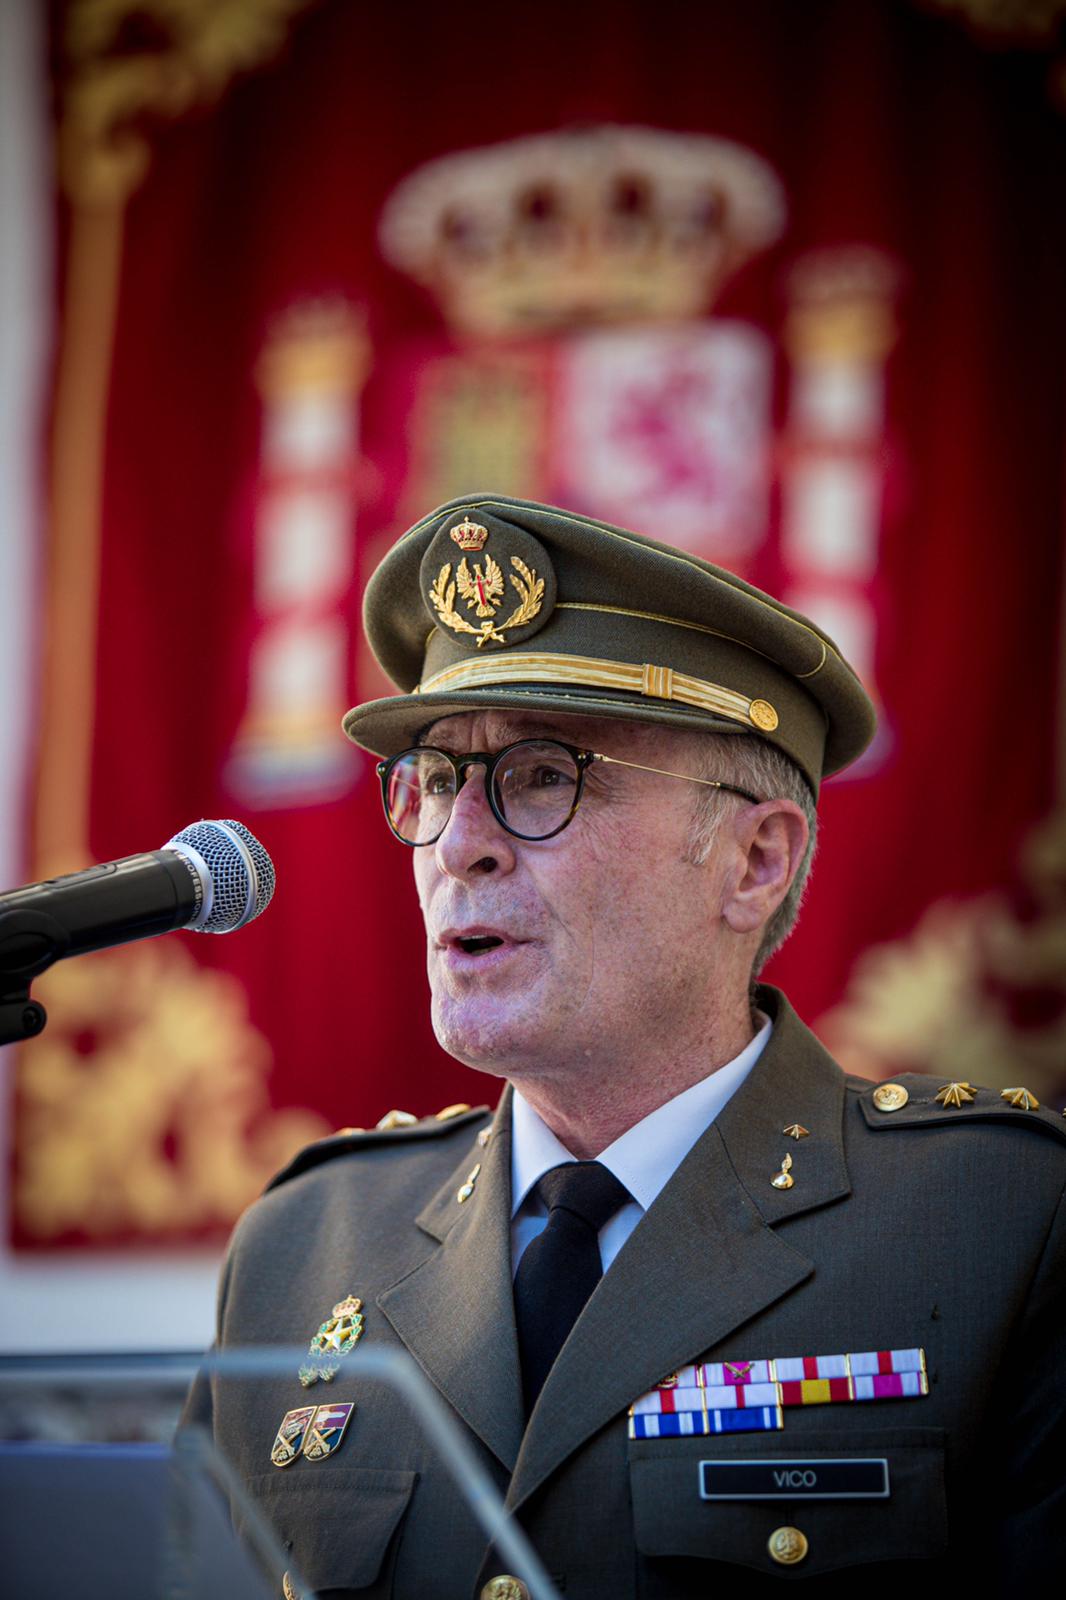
384, 741, 581, 844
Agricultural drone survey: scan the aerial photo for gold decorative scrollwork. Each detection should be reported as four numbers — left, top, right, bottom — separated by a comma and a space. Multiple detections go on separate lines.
60, 0, 309, 207
15, 941, 328, 1239
818, 809, 1066, 1101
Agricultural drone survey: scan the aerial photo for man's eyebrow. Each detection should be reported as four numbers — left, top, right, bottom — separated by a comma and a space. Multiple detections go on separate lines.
418, 721, 582, 751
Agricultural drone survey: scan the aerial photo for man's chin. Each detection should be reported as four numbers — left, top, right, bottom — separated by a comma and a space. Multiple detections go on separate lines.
430, 999, 541, 1074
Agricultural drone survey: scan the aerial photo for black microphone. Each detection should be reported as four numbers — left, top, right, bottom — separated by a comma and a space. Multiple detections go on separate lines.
0, 821, 276, 1043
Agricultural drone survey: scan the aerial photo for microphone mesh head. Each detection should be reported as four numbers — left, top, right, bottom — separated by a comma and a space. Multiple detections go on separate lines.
167, 820, 276, 933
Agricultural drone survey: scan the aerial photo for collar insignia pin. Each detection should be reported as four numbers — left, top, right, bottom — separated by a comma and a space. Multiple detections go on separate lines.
298, 1294, 365, 1388
782, 1123, 809, 1139
771, 1152, 794, 1190
1001, 1087, 1039, 1110
456, 1161, 481, 1203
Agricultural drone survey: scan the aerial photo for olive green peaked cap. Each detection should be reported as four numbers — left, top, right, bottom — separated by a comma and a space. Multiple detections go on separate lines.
344, 493, 877, 796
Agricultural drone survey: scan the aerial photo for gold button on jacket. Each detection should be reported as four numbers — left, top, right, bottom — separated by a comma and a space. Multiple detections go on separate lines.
480, 1577, 531, 1600
768, 1526, 809, 1566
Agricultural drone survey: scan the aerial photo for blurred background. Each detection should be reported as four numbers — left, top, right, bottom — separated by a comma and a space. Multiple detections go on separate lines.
2, 0, 1064, 1358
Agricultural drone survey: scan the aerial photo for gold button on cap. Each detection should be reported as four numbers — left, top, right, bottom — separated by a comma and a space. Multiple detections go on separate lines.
872, 1082, 909, 1113
749, 697, 779, 732
768, 1526, 809, 1566
481, 1578, 531, 1600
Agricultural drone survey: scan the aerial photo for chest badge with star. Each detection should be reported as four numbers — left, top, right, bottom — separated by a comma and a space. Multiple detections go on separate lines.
298, 1294, 365, 1387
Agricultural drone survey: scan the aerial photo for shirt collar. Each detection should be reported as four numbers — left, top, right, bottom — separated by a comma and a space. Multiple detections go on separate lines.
510, 1013, 773, 1218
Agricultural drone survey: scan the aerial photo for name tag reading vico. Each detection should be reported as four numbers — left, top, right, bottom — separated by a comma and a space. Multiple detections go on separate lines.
699, 1458, 890, 1500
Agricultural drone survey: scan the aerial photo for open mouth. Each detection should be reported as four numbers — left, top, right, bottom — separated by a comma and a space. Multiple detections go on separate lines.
456, 935, 505, 955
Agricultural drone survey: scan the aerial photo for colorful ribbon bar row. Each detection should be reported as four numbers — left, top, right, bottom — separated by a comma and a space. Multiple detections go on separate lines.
629, 1405, 783, 1439
666, 1348, 925, 1391
629, 1347, 928, 1429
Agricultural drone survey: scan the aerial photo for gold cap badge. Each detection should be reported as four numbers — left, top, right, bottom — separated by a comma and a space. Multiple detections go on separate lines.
421, 512, 556, 653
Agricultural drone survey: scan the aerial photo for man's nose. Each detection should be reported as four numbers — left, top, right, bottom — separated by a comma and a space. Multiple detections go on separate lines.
433, 762, 517, 880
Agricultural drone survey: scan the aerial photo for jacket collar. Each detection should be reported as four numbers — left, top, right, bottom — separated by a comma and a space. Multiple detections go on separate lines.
378, 986, 851, 1494
377, 1088, 525, 1471
506, 987, 851, 1508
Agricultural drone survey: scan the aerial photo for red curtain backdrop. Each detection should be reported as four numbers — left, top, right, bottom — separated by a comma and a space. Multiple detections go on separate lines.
14, 0, 1065, 1246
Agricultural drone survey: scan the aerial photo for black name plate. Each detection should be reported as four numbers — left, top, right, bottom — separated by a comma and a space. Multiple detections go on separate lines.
699, 1458, 890, 1501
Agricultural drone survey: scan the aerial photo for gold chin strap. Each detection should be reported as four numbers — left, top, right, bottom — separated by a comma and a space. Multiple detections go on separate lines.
416, 650, 778, 733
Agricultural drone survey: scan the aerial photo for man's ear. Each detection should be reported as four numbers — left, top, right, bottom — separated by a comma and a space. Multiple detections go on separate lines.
721, 800, 809, 936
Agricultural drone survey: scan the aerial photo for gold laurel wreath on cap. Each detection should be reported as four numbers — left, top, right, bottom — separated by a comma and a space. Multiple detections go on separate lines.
429, 556, 544, 648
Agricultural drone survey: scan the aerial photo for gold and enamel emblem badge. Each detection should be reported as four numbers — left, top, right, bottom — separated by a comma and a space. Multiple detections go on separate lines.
421, 512, 556, 653
303, 1401, 356, 1460
271, 1405, 317, 1467
299, 1293, 365, 1387
271, 1401, 355, 1467
428, 556, 544, 648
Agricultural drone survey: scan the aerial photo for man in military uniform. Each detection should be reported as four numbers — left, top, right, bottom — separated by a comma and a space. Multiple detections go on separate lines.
184, 495, 1065, 1596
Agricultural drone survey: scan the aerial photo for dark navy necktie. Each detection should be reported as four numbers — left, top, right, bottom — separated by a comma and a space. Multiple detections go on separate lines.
513, 1160, 632, 1414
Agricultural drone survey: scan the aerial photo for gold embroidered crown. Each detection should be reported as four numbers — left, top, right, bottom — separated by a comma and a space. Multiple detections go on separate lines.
449, 517, 490, 551
379, 125, 786, 337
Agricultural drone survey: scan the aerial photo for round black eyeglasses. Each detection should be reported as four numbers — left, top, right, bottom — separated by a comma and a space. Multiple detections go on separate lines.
375, 738, 760, 847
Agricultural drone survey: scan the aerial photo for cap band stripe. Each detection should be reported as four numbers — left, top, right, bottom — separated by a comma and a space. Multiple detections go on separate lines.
416, 651, 762, 728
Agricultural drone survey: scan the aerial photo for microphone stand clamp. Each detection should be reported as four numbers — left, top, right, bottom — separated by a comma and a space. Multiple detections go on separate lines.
0, 909, 71, 1045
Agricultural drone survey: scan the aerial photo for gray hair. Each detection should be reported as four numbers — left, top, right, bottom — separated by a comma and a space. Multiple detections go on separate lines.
684, 733, 818, 972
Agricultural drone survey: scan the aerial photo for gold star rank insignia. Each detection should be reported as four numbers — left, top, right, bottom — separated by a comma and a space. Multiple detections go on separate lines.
935, 1081, 976, 1108
1001, 1087, 1039, 1110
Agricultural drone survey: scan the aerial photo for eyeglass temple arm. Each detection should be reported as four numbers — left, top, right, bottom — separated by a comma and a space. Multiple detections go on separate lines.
590, 753, 759, 804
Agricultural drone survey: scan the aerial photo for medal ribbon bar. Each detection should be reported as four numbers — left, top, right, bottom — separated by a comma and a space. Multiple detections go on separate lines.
627, 1347, 928, 1437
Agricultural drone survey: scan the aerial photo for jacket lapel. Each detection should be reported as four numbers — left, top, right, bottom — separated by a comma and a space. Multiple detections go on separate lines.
507, 989, 851, 1511
376, 1091, 524, 1473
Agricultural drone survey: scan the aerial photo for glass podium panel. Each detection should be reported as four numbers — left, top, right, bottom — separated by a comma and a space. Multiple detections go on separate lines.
0, 1347, 561, 1600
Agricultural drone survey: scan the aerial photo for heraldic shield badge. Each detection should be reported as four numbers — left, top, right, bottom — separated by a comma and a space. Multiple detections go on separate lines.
271, 1402, 355, 1467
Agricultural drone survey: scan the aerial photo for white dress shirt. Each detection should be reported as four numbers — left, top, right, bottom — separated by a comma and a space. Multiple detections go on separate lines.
510, 1013, 772, 1275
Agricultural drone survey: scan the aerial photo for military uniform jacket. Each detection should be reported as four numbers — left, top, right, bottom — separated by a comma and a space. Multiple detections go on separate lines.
183, 987, 1066, 1596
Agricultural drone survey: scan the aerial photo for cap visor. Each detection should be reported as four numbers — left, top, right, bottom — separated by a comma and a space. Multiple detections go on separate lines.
343, 686, 757, 758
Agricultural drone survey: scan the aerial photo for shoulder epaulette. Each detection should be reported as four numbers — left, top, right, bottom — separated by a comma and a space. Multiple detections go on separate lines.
265, 1103, 491, 1192
855, 1075, 1066, 1146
